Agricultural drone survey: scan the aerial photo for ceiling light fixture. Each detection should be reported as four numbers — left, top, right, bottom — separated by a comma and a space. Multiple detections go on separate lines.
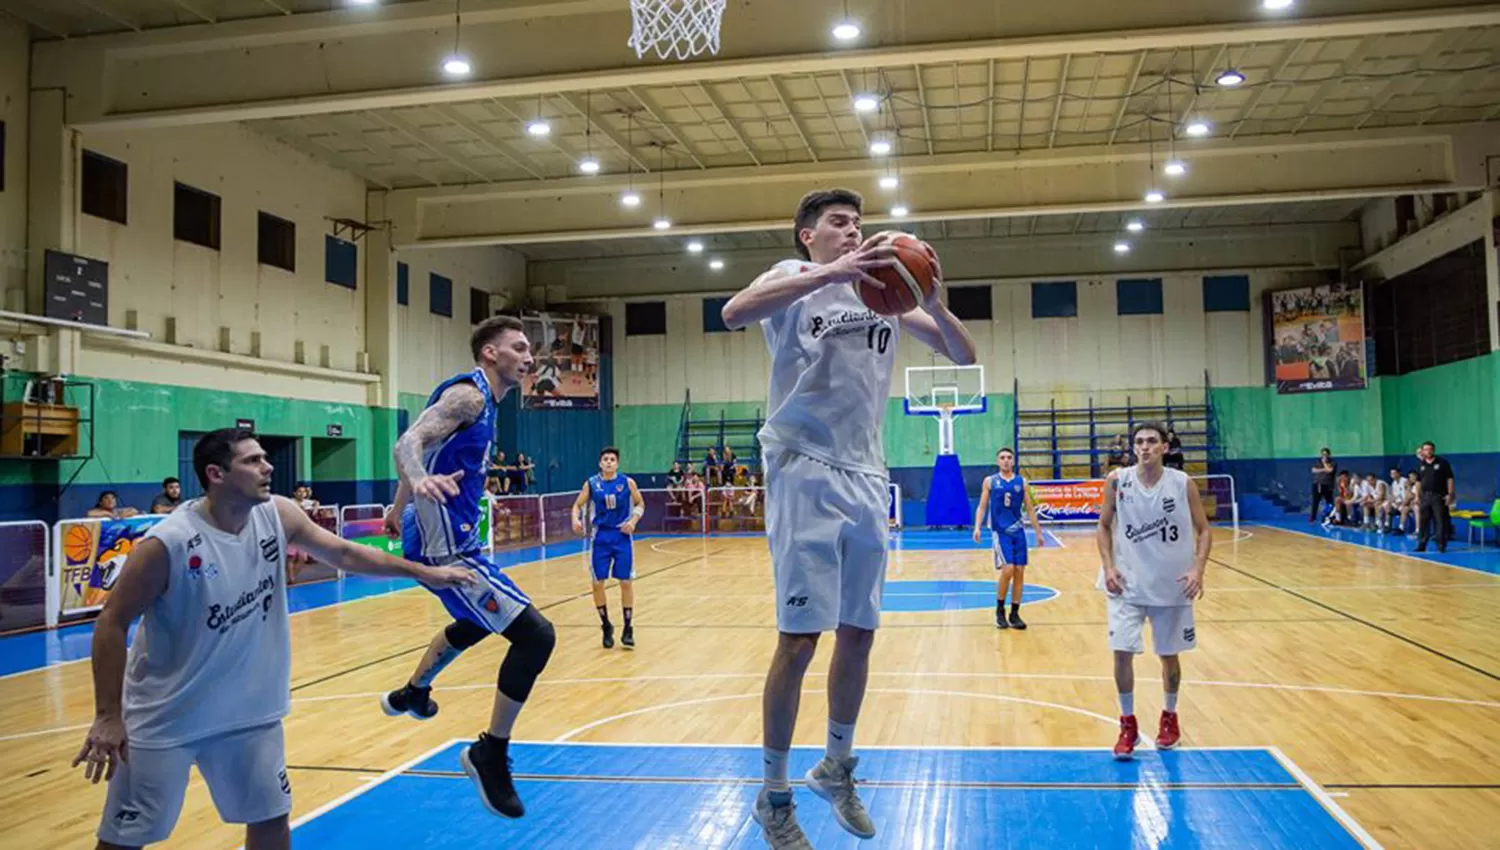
709, 258, 725, 270
621, 192, 641, 207
853, 94, 880, 113
578, 157, 600, 174
1144, 190, 1165, 204
1263, 0, 1294, 10
1164, 161, 1187, 177
1126, 220, 1145, 233
832, 21, 861, 40
1215, 69, 1247, 87
890, 205, 909, 218
1184, 121, 1211, 137
653, 217, 672, 230
1114, 242, 1132, 254
879, 175, 899, 190
525, 119, 551, 137
869, 139, 892, 156
686, 241, 704, 253
442, 0, 469, 77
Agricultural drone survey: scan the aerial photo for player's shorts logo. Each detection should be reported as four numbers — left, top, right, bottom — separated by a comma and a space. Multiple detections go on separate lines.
480, 592, 500, 613
114, 809, 141, 823
785, 595, 808, 608
278, 769, 291, 795
1183, 627, 1196, 643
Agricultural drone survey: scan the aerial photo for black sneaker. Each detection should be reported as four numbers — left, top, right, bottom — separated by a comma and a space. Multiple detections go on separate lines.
460, 733, 524, 819
621, 625, 635, 649
380, 684, 437, 720
1009, 611, 1028, 630
995, 610, 1009, 629
602, 623, 615, 649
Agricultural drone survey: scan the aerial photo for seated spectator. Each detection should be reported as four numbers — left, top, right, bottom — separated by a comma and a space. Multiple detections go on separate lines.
87, 491, 139, 519
1106, 435, 1129, 470
485, 475, 503, 496
515, 453, 535, 493
293, 484, 320, 511
684, 468, 706, 512
704, 448, 722, 487
491, 451, 512, 494
666, 462, 687, 507
1164, 429, 1185, 471
150, 477, 183, 514
723, 446, 738, 475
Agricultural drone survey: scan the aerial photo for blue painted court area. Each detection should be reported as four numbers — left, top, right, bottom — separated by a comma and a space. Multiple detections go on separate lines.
1254, 519, 1500, 576
0, 539, 589, 678
892, 528, 1061, 551
293, 742, 1376, 849
882, 580, 1058, 611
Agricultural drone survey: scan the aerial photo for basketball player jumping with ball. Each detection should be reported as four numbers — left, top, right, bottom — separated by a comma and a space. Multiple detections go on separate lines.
721, 189, 977, 848
1097, 421, 1212, 760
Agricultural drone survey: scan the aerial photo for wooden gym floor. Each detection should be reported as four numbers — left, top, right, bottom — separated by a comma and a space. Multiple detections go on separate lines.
2, 526, 1498, 848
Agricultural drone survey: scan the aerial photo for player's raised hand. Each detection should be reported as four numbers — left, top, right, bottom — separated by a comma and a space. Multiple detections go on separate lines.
73, 714, 128, 784
824, 236, 898, 287
417, 565, 479, 590
414, 470, 464, 504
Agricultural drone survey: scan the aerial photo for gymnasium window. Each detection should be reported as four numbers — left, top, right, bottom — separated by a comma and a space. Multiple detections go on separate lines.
1203, 275, 1250, 312
1031, 281, 1077, 318
257, 212, 295, 272
702, 296, 741, 333
173, 182, 221, 250
81, 150, 129, 225
396, 262, 409, 306
430, 273, 453, 318
1116, 278, 1164, 316
1371, 240, 1490, 375
470, 286, 490, 325
948, 285, 993, 321
626, 301, 667, 336
324, 235, 357, 289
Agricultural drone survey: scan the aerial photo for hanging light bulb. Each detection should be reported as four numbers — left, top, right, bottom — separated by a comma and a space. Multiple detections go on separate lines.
442, 0, 470, 77
1114, 241, 1132, 254
1215, 69, 1247, 87
621, 192, 641, 207
1144, 190, 1165, 204
879, 175, 899, 190
853, 94, 880, 113
1164, 161, 1187, 177
1126, 220, 1145, 233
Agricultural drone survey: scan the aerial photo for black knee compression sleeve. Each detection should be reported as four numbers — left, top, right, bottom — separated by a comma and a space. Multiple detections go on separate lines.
445, 619, 491, 651
497, 606, 556, 703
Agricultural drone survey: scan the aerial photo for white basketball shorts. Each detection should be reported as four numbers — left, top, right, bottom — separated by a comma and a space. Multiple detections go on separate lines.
1106, 595, 1197, 656
97, 721, 291, 846
764, 448, 890, 633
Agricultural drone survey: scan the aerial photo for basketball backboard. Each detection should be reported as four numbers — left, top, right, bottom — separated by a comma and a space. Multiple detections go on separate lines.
904, 364, 986, 416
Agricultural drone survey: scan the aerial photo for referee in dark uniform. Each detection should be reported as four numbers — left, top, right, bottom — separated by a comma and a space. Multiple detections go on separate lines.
1415, 440, 1456, 553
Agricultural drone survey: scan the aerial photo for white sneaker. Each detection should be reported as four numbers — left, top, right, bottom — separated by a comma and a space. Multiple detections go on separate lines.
752, 789, 813, 850
805, 755, 876, 839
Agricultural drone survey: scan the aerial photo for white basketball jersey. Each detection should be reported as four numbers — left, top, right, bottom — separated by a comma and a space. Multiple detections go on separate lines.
1101, 466, 1196, 607
757, 259, 899, 476
123, 498, 290, 748
1390, 478, 1408, 502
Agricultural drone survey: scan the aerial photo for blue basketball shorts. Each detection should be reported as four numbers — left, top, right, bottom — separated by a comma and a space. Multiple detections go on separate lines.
992, 528, 1028, 568
428, 552, 532, 634
590, 528, 634, 581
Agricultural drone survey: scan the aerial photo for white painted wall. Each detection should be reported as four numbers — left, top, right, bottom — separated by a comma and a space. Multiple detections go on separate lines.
0, 16, 27, 314
395, 245, 526, 395
606, 269, 1331, 407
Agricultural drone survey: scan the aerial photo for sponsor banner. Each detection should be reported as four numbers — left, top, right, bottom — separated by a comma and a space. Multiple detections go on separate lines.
58, 515, 167, 615
1269, 282, 1368, 394
1030, 480, 1107, 523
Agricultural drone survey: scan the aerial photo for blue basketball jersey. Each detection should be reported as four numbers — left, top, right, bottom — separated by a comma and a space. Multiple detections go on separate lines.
402, 368, 496, 562
987, 473, 1027, 533
589, 474, 633, 530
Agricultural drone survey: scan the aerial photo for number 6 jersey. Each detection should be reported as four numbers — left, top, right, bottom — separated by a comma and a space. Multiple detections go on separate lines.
1103, 465, 1195, 607
756, 259, 899, 476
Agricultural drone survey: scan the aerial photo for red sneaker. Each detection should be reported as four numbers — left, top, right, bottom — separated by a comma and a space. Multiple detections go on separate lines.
1156, 710, 1181, 750
1113, 715, 1139, 760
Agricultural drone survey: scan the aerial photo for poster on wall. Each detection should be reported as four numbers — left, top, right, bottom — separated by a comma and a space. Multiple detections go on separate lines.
1029, 480, 1107, 524
520, 312, 601, 410
1269, 282, 1368, 394
57, 515, 166, 615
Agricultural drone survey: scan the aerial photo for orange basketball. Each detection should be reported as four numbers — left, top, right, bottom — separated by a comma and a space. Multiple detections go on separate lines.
64, 524, 95, 563
857, 233, 938, 316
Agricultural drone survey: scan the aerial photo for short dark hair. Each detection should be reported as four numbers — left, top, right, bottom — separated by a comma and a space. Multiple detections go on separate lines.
193, 428, 257, 489
162, 477, 179, 488
792, 189, 863, 260
1320, 447, 1331, 454
471, 315, 526, 362
600, 446, 620, 460
996, 447, 1015, 457
1132, 421, 1170, 443
1421, 440, 1435, 450
96, 491, 118, 505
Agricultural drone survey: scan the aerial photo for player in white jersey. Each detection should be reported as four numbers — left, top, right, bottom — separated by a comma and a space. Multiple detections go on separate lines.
1385, 467, 1411, 534
74, 428, 473, 849
721, 189, 977, 849
1096, 422, 1212, 761
1362, 473, 1388, 530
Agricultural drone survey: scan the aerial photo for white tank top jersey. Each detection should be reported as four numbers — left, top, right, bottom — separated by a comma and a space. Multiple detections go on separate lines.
123, 498, 291, 748
1101, 466, 1197, 607
1390, 478, 1408, 501
756, 258, 900, 476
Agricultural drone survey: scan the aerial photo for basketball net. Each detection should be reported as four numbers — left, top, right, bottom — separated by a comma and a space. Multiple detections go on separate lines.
627, 0, 727, 60
936, 403, 957, 456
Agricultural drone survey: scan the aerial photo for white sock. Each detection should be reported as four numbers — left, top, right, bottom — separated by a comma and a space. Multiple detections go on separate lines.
1119, 692, 1135, 717
1165, 691, 1178, 712
762, 747, 791, 793
827, 719, 856, 761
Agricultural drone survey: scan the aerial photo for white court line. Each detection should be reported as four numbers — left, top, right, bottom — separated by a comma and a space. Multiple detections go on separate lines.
553, 687, 1119, 742
1270, 746, 1386, 850
1253, 524, 1500, 578
0, 721, 89, 743
285, 737, 463, 833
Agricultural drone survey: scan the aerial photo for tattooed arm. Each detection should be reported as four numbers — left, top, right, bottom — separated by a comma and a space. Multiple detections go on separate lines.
394, 383, 486, 504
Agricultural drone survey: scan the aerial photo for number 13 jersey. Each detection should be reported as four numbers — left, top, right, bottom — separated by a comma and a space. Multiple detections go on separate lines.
757, 259, 899, 476
1104, 465, 1195, 607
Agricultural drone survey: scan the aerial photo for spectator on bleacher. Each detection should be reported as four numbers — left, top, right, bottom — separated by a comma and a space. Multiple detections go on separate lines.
1106, 435, 1130, 471
486, 475, 503, 496
87, 491, 139, 519
1415, 441, 1456, 553
723, 446, 738, 475
1309, 448, 1336, 523
150, 477, 183, 514
1164, 429, 1185, 471
491, 451, 512, 494
667, 461, 685, 487
515, 453, 535, 493
293, 484, 320, 511
684, 468, 706, 513
666, 462, 687, 508
704, 448, 722, 487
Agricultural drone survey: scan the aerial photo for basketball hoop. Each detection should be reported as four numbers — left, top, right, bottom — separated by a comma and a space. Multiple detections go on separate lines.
627, 0, 727, 60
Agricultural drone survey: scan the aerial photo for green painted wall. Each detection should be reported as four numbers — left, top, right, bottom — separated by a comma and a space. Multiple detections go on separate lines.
616, 393, 1017, 472
1380, 352, 1500, 455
